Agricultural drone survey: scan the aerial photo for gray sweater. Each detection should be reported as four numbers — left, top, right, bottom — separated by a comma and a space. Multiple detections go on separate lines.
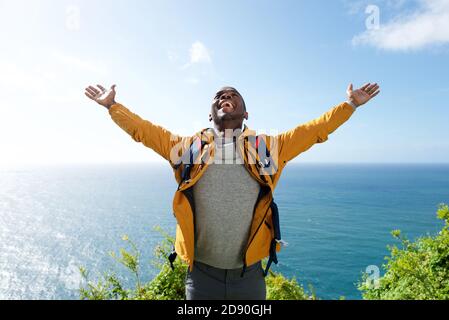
192, 133, 261, 269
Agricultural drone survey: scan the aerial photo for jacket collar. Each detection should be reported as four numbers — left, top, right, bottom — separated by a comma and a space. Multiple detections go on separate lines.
199, 124, 256, 144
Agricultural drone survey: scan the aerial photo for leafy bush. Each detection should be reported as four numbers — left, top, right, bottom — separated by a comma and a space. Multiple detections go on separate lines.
80, 203, 449, 300
359, 203, 449, 300
79, 226, 312, 300
265, 270, 316, 300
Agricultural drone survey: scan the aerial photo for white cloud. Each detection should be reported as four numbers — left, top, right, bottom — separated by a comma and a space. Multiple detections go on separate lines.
345, 0, 370, 15
344, 0, 407, 15
182, 41, 212, 69
175, 41, 214, 85
189, 41, 212, 64
352, 0, 449, 51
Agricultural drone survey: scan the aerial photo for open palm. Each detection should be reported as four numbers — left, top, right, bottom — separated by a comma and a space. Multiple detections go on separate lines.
347, 83, 380, 107
85, 84, 117, 109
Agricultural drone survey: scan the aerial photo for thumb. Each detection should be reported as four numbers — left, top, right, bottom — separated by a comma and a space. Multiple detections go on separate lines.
111, 84, 117, 92
347, 83, 353, 93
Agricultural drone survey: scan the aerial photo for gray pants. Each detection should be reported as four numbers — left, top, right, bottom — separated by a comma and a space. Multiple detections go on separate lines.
185, 260, 266, 300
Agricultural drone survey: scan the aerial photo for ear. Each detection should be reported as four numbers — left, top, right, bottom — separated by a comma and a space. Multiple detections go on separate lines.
209, 113, 213, 122
244, 111, 249, 121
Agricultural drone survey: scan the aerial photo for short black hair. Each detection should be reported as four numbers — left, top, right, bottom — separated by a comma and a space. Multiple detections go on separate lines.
216, 86, 246, 111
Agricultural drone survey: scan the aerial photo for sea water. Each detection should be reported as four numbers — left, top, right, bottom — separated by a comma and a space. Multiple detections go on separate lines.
0, 163, 447, 299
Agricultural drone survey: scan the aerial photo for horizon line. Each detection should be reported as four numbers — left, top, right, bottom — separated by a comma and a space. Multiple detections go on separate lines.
1, 161, 449, 168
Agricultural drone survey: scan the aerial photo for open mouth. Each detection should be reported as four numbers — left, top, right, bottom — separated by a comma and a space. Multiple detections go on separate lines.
219, 101, 234, 111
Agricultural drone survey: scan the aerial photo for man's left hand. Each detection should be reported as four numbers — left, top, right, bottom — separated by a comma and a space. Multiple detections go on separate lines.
347, 83, 380, 107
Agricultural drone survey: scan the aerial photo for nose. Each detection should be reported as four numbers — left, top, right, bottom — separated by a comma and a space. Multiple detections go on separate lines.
221, 92, 232, 100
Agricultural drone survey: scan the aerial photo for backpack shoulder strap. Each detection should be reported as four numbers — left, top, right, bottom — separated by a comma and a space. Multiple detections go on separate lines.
168, 130, 210, 268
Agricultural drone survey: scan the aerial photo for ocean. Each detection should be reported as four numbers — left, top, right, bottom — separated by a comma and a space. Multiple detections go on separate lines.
0, 163, 448, 300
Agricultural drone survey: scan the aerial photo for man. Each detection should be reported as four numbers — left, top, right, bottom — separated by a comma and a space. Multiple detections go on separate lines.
85, 82, 380, 300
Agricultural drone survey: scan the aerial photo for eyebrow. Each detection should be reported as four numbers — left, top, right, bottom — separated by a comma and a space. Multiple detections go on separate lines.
215, 89, 239, 98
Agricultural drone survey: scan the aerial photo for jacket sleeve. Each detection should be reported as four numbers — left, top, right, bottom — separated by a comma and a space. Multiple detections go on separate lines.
108, 103, 187, 162
275, 101, 356, 164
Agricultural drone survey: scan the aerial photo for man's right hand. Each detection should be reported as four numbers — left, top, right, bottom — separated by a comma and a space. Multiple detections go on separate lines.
85, 84, 117, 110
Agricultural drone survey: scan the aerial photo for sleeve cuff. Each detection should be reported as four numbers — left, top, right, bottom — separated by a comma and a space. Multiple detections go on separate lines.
346, 100, 358, 111
108, 103, 122, 114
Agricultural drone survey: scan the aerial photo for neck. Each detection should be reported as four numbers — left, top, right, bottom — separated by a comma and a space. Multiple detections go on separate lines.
213, 121, 244, 138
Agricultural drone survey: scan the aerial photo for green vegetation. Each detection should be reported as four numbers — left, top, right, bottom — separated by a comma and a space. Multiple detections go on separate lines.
359, 203, 449, 300
80, 203, 449, 300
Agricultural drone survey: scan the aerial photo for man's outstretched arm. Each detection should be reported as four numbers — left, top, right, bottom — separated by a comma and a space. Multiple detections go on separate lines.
85, 84, 185, 162
276, 83, 380, 164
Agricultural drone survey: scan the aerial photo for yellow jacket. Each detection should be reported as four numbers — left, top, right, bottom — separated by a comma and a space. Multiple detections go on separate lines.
108, 101, 355, 271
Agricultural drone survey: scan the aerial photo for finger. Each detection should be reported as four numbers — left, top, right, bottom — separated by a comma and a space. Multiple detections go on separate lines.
366, 83, 378, 94
88, 86, 101, 95
97, 84, 106, 92
360, 83, 371, 91
347, 83, 353, 93
367, 87, 379, 97
85, 92, 95, 100
86, 88, 97, 96
365, 83, 376, 92
370, 90, 380, 98
370, 84, 380, 94
86, 87, 96, 95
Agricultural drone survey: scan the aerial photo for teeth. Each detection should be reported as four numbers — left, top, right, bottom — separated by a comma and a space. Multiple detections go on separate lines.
222, 102, 233, 108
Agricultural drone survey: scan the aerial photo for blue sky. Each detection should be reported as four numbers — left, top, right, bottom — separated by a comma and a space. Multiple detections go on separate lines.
0, 0, 448, 165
